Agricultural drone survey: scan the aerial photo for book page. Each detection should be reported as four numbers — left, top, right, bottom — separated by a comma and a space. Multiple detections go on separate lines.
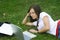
0, 23, 13, 36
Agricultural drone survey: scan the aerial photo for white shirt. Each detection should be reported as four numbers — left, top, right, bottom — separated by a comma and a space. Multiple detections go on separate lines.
33, 12, 58, 35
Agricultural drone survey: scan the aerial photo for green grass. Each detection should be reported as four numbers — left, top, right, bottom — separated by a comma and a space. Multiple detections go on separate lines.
0, 0, 60, 40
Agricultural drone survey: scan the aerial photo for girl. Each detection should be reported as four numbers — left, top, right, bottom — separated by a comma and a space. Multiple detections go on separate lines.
22, 4, 60, 38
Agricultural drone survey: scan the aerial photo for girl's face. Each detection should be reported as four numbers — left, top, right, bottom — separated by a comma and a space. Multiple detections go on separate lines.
29, 8, 38, 19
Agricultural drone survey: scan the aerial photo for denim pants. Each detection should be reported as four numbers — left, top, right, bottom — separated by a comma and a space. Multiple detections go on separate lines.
56, 21, 60, 38
58, 24, 60, 38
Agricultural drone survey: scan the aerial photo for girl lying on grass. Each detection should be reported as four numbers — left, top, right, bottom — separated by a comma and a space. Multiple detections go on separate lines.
22, 4, 60, 38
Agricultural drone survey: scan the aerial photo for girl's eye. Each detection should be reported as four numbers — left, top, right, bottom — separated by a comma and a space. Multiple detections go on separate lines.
29, 12, 31, 14
32, 12, 35, 14
29, 12, 35, 14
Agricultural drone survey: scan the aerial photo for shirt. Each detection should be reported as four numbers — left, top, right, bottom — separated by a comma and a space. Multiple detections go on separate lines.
33, 12, 58, 35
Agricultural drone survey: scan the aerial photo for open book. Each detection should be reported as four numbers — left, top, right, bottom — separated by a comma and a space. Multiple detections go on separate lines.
0, 23, 13, 36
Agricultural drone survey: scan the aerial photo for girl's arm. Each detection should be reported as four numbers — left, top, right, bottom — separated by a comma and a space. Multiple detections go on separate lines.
38, 16, 50, 33
22, 13, 34, 26
29, 16, 50, 33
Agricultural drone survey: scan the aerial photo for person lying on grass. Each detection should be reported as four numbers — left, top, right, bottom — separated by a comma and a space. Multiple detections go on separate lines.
22, 4, 60, 38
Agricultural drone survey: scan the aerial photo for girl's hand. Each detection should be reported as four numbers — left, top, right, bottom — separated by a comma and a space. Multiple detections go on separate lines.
29, 29, 38, 33
26, 13, 30, 17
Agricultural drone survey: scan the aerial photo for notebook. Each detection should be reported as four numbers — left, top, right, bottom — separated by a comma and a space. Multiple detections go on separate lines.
23, 31, 37, 40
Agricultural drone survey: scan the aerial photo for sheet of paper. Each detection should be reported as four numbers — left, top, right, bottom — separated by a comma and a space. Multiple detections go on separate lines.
0, 23, 13, 36
23, 31, 37, 38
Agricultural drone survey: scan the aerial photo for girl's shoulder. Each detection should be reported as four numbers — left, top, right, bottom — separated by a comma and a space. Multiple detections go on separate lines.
39, 12, 49, 19
40, 12, 48, 15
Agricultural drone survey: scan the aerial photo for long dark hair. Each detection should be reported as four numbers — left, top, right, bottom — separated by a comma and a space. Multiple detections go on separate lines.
27, 4, 42, 22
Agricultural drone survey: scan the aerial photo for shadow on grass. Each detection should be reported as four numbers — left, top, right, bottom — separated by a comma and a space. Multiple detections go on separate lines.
0, 33, 17, 40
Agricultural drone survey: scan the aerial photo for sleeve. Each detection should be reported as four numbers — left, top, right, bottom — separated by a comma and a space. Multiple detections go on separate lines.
40, 12, 48, 19
33, 21, 37, 26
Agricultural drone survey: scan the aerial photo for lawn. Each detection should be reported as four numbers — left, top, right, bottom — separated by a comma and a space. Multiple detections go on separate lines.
0, 0, 60, 40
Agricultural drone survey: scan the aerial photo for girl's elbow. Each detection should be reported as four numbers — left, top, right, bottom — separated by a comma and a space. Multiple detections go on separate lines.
22, 22, 25, 24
